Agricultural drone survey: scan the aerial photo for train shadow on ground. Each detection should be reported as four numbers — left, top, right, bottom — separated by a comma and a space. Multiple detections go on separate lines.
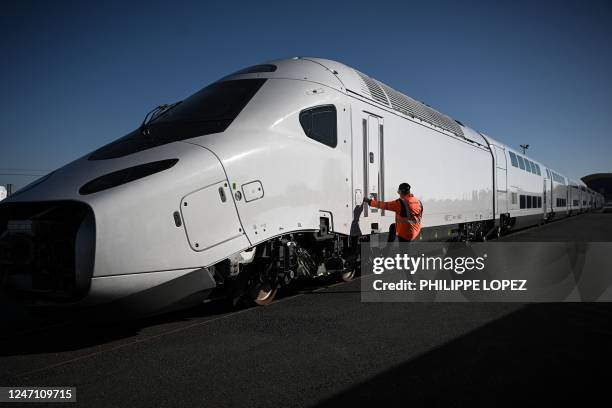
0, 276, 346, 357
0, 298, 240, 357
313, 302, 612, 407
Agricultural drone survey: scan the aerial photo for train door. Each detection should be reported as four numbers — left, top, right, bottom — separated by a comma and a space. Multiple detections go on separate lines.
543, 178, 548, 217
548, 175, 553, 213
361, 113, 384, 232
550, 180, 554, 212
493, 146, 508, 215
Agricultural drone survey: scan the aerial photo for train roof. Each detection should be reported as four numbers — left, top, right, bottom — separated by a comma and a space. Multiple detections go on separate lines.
226, 57, 586, 186
226, 57, 481, 143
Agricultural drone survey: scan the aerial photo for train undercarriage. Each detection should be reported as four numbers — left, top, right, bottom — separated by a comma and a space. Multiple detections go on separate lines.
209, 219, 362, 306
209, 217, 511, 306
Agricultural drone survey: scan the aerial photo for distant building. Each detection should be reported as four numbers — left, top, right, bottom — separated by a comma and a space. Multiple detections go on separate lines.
582, 173, 612, 202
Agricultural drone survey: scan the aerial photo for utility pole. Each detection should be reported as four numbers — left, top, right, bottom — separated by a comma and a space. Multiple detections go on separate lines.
520, 144, 529, 154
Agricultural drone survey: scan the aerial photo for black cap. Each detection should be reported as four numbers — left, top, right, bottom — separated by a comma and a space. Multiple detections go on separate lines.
398, 183, 411, 195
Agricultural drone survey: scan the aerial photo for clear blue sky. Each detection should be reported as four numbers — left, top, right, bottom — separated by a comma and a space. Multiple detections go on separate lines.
1, 0, 611, 189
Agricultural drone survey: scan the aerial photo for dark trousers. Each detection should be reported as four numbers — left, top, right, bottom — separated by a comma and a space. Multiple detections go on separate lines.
388, 223, 409, 242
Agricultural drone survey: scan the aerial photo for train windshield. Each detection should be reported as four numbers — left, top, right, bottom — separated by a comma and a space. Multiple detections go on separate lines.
89, 79, 266, 160
151, 79, 266, 125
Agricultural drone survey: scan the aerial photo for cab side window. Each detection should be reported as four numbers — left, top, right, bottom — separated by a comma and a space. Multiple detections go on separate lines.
299, 105, 337, 148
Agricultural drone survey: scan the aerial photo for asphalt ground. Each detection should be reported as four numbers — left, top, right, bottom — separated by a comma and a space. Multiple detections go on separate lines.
1, 211, 611, 407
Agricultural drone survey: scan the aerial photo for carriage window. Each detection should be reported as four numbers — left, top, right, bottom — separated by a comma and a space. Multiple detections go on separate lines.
517, 155, 526, 170
528, 160, 536, 173
552, 172, 566, 184
299, 105, 337, 148
535, 164, 541, 176
509, 151, 518, 167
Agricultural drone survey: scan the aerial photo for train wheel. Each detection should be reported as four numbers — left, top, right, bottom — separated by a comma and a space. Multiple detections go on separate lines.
341, 267, 357, 282
478, 222, 487, 241
472, 221, 487, 242
249, 281, 278, 306
244, 261, 278, 306
494, 225, 502, 239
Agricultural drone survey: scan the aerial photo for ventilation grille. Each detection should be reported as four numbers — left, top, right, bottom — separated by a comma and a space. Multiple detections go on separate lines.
353, 70, 464, 137
355, 70, 390, 106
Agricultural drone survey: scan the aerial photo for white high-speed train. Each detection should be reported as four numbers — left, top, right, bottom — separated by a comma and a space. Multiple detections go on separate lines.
0, 57, 603, 312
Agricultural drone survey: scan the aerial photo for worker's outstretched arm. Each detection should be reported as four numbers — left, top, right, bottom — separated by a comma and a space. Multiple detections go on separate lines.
367, 198, 401, 213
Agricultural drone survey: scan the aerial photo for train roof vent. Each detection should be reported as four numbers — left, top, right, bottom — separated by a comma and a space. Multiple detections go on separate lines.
352, 68, 463, 138
379, 82, 464, 137
355, 70, 390, 106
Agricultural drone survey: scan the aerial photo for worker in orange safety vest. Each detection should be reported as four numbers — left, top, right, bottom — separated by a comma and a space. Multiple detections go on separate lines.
363, 182, 423, 242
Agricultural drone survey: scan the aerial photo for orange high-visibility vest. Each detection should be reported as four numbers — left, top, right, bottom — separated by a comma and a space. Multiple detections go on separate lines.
369, 194, 423, 240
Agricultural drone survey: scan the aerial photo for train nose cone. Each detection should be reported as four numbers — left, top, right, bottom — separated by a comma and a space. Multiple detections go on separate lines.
88, 143, 245, 278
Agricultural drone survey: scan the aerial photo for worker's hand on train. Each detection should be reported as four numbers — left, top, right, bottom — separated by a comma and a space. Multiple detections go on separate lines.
362, 196, 371, 205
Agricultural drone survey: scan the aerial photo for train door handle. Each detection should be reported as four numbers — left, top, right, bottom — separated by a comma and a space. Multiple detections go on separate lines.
218, 187, 227, 203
